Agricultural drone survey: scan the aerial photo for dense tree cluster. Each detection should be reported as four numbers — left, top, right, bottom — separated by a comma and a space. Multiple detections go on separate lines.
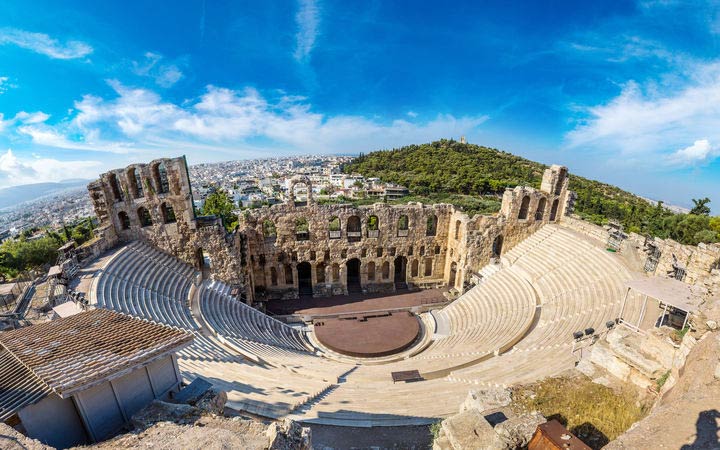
201, 189, 239, 232
343, 140, 719, 245
0, 218, 96, 279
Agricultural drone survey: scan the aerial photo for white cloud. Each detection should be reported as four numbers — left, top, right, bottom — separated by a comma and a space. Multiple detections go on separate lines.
132, 52, 184, 88
293, 0, 320, 62
0, 149, 101, 188
2, 80, 489, 156
0, 76, 12, 94
565, 61, 720, 165
0, 28, 92, 59
666, 139, 719, 166
407, 111, 418, 118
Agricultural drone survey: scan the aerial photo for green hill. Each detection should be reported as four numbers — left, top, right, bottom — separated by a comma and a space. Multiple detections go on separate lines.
342, 139, 720, 245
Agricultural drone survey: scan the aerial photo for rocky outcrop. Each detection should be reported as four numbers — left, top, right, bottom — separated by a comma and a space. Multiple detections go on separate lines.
266, 418, 312, 450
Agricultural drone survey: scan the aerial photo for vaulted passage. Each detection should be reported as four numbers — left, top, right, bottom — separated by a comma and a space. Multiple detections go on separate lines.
346, 258, 361, 293
297, 262, 312, 297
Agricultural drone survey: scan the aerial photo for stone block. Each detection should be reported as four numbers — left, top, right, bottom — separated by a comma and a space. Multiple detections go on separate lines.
442, 409, 497, 450
459, 388, 512, 414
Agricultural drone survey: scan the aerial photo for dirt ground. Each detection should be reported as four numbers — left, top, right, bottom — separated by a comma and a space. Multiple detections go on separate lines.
308, 424, 433, 449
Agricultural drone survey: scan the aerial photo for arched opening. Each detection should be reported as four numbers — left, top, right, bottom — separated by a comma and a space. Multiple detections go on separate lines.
555, 167, 567, 195
420, 246, 425, 256
434, 245, 441, 255
137, 207, 152, 227
297, 262, 312, 296
161, 203, 176, 224
347, 215, 361, 242
411, 259, 419, 277
426, 215, 437, 236
328, 216, 341, 239
293, 182, 310, 206
492, 235, 504, 258
346, 258, 361, 293
397, 215, 409, 237
367, 215, 379, 238
535, 197, 547, 221
367, 261, 376, 281
518, 195, 530, 220
332, 263, 340, 282
263, 219, 277, 239
448, 262, 457, 288
196, 248, 211, 270
152, 162, 170, 194
549, 199, 560, 221
108, 173, 123, 202
128, 167, 143, 199
382, 261, 390, 279
455, 220, 461, 240
394, 256, 407, 288
270, 267, 278, 286
296, 217, 309, 241
284, 264, 293, 285
424, 258, 433, 276
118, 211, 130, 230
316, 262, 326, 283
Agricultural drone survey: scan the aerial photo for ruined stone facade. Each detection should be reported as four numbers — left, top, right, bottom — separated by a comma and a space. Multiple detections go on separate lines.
88, 158, 573, 304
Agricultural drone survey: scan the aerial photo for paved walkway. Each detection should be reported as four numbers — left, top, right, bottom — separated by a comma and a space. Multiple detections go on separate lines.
267, 288, 448, 316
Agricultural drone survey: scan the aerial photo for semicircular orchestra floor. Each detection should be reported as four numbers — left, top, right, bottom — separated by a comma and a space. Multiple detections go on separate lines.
313, 311, 421, 357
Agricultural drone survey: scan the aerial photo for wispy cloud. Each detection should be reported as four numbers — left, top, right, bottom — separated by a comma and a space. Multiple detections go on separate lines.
293, 0, 320, 62
0, 28, 92, 59
132, 52, 184, 88
565, 61, 720, 166
3, 80, 489, 157
0, 148, 101, 188
0, 76, 15, 94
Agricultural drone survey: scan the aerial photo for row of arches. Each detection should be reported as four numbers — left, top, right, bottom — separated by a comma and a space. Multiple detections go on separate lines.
117, 203, 176, 230
518, 196, 560, 221
261, 214, 439, 240
107, 162, 172, 203
265, 255, 436, 294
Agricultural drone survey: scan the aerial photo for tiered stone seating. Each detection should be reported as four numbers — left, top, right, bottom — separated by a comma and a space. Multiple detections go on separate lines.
95, 242, 198, 330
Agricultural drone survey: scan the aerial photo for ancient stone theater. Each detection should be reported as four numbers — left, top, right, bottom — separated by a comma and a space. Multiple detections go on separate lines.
74, 155, 719, 427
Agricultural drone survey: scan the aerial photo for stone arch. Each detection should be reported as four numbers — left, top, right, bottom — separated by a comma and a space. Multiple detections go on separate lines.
270, 267, 278, 286
455, 220, 461, 240
161, 202, 176, 224
127, 167, 144, 199
426, 215, 438, 236
367, 215, 379, 237
295, 217, 310, 241
411, 259, 419, 277
535, 197, 547, 221
549, 198, 560, 221
434, 245, 441, 255
420, 245, 425, 256
382, 261, 390, 279
297, 262, 312, 296
328, 216, 341, 239
492, 235, 504, 258
347, 215, 361, 242
196, 248, 210, 270
331, 263, 340, 282
137, 207, 152, 227
424, 258, 433, 276
118, 211, 130, 230
316, 262, 326, 283
367, 261, 376, 280
108, 173, 123, 202
346, 258, 361, 293
449, 262, 457, 288
394, 256, 407, 283
397, 215, 409, 237
518, 195, 530, 220
284, 264, 293, 284
152, 162, 170, 194
288, 175, 313, 206
263, 219, 277, 238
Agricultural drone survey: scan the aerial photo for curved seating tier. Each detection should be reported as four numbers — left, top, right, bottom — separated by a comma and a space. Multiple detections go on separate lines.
95, 242, 198, 330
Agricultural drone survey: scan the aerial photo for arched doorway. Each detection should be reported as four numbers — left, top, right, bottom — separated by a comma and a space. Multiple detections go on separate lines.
492, 235, 504, 258
297, 262, 312, 296
549, 198, 560, 221
448, 262, 457, 289
394, 256, 407, 289
346, 258, 361, 293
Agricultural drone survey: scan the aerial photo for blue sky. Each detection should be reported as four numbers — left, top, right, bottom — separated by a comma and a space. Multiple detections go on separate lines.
0, 1, 719, 211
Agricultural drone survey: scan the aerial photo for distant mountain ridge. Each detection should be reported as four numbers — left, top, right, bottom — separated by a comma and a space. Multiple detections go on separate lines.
0, 180, 90, 210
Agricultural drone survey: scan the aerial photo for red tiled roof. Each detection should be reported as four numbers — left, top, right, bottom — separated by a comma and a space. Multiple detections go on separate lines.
0, 309, 193, 397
